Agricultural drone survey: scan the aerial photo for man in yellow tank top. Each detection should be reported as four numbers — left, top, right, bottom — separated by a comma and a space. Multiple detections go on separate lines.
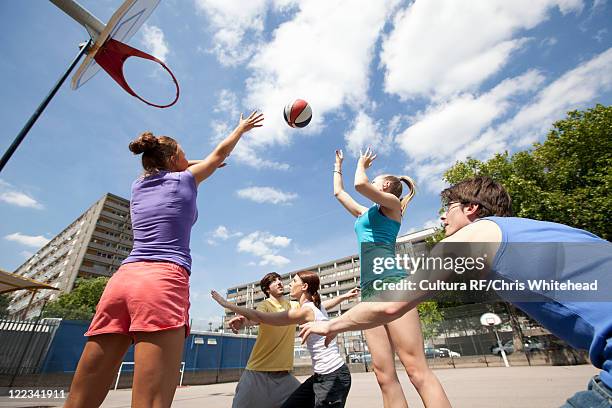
229, 272, 301, 408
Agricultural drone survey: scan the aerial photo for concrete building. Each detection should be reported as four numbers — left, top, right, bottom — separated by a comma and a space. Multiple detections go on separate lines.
8, 193, 133, 319
224, 228, 436, 356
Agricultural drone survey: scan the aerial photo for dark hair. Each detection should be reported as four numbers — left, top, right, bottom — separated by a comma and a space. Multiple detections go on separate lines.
260, 272, 282, 298
383, 175, 417, 216
129, 131, 179, 175
441, 176, 512, 218
296, 271, 321, 310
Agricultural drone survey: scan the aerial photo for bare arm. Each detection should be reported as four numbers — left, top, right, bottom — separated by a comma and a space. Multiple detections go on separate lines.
188, 111, 263, 185
354, 147, 401, 211
211, 291, 314, 326
299, 222, 502, 344
321, 287, 360, 311
188, 160, 226, 168
334, 150, 368, 217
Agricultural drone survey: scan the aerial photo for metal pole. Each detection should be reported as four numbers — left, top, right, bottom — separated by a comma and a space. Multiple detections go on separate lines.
0, 40, 91, 173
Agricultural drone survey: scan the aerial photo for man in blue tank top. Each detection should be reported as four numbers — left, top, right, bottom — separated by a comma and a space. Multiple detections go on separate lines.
300, 176, 612, 407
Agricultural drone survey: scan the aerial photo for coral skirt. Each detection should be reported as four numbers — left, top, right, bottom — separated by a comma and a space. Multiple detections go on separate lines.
85, 261, 190, 338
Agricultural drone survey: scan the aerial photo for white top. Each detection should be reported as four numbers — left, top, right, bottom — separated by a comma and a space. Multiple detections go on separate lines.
303, 301, 345, 375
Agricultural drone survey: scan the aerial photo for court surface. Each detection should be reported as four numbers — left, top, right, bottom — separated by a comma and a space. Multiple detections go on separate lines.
100, 364, 598, 407
0, 364, 598, 407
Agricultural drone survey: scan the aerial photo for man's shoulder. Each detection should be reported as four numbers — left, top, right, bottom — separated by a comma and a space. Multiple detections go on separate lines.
445, 219, 502, 243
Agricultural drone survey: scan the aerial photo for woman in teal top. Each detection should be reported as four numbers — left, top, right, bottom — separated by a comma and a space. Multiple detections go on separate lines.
333, 147, 450, 408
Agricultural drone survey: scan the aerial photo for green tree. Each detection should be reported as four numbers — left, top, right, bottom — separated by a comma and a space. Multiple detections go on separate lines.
0, 293, 11, 318
417, 301, 444, 340
43, 277, 109, 320
443, 104, 611, 240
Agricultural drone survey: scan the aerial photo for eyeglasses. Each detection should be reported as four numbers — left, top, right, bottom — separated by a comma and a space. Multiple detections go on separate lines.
442, 201, 462, 214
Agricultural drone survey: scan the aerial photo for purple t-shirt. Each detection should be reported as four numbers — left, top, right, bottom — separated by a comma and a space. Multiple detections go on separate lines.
122, 170, 198, 273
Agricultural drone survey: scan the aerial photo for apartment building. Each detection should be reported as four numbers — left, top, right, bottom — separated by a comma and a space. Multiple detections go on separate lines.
224, 228, 436, 353
8, 193, 133, 319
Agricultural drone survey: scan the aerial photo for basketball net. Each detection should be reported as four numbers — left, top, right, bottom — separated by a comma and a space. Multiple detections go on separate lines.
94, 39, 179, 108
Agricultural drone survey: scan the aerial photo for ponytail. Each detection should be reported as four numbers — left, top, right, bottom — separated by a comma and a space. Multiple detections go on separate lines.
296, 270, 322, 310
312, 291, 321, 310
383, 175, 417, 216
398, 176, 417, 216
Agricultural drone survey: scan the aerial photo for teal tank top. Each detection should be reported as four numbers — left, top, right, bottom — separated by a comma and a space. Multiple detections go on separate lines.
355, 205, 403, 294
354, 204, 400, 244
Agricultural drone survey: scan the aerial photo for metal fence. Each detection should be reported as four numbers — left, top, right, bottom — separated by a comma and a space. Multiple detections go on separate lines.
328, 302, 587, 371
0, 318, 61, 386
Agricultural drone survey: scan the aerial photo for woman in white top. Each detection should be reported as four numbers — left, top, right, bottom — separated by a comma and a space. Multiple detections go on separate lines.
212, 271, 356, 407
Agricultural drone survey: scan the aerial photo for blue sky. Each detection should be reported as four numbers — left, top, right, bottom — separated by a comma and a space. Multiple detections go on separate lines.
1, 0, 611, 327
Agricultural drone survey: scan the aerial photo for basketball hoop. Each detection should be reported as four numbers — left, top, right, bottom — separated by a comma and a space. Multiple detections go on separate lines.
480, 312, 502, 327
94, 39, 179, 108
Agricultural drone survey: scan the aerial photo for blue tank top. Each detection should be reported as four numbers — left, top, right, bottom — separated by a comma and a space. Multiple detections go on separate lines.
483, 216, 612, 388
123, 170, 198, 273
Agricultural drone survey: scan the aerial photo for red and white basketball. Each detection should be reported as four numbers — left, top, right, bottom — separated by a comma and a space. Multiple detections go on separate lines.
284, 99, 312, 128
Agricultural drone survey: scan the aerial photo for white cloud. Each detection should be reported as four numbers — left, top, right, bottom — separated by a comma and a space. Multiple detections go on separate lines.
211, 120, 290, 170
243, 1, 400, 148
594, 28, 607, 43
0, 191, 43, 209
236, 186, 297, 204
495, 47, 612, 147
141, 25, 169, 62
213, 225, 231, 240
194, 0, 278, 65
214, 89, 240, 118
344, 111, 391, 156
238, 231, 292, 266
207, 225, 243, 245
396, 70, 544, 190
5, 232, 49, 248
381, 0, 583, 100
0, 180, 43, 209
212, 225, 243, 240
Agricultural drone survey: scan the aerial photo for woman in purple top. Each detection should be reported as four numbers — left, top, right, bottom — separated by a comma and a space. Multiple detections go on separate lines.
65, 111, 264, 408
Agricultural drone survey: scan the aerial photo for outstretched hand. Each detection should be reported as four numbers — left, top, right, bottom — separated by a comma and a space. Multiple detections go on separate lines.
211, 290, 231, 308
237, 111, 264, 133
358, 146, 377, 169
299, 321, 337, 347
228, 316, 246, 334
342, 287, 360, 300
335, 149, 344, 166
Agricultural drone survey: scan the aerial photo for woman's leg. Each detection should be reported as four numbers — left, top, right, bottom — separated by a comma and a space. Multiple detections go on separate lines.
64, 334, 132, 408
364, 326, 408, 408
131, 327, 186, 408
387, 309, 451, 408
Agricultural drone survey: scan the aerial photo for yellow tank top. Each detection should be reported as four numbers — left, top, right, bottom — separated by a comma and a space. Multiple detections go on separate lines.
246, 297, 299, 371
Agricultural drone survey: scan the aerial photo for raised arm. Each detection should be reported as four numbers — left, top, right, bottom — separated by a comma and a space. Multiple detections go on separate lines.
211, 291, 314, 326
354, 147, 401, 211
321, 287, 360, 311
334, 149, 368, 217
188, 111, 264, 185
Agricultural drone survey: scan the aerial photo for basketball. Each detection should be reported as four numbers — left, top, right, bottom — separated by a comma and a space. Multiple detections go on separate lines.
284, 99, 312, 128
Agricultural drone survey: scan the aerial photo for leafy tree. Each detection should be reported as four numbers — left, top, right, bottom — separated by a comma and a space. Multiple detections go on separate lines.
424, 105, 610, 312
417, 301, 444, 340
0, 294, 11, 318
443, 104, 611, 240
43, 277, 109, 320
